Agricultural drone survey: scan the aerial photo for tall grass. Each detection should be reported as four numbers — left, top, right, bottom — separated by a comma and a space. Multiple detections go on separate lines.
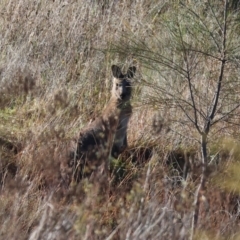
0, 0, 240, 239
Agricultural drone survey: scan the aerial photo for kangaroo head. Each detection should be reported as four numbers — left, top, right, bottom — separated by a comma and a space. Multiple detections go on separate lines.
111, 65, 136, 101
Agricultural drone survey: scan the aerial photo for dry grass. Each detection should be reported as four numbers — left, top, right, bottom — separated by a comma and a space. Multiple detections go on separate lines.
0, 0, 240, 239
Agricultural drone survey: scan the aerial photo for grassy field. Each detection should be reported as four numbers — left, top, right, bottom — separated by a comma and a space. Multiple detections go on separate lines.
1, 1, 240, 239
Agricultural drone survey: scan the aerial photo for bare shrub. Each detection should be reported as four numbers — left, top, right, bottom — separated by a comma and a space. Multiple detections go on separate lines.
0, 0, 240, 239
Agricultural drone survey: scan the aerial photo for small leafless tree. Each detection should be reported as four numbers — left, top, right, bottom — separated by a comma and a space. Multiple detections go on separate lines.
110, 0, 240, 237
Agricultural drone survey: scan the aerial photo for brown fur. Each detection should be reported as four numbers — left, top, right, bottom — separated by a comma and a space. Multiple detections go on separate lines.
70, 65, 136, 182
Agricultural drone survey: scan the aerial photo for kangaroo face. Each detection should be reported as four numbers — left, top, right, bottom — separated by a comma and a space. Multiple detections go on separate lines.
113, 78, 131, 101
111, 65, 136, 101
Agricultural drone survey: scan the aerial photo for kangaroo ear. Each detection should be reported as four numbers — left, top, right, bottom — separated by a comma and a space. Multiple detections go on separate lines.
127, 66, 136, 78
111, 65, 123, 78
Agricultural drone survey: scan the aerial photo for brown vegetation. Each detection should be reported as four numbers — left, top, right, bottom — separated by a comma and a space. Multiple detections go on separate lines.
0, 1, 240, 239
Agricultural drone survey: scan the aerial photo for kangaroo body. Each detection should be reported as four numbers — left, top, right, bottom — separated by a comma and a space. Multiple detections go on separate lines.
111, 100, 132, 158
71, 65, 136, 181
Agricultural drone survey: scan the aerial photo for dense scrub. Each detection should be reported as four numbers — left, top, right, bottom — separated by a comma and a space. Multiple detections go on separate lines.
0, 1, 240, 239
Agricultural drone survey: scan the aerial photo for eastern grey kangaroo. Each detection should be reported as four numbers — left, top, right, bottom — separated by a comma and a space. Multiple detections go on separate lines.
71, 65, 136, 181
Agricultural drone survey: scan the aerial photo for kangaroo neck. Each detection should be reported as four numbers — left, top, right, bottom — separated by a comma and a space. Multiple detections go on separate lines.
109, 96, 131, 108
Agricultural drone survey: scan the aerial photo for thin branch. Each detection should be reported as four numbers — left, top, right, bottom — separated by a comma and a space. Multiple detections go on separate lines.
204, 0, 228, 134
148, 83, 207, 120
208, 0, 223, 31
110, 34, 188, 77
176, 17, 202, 134
223, 120, 240, 126
177, 104, 196, 126
211, 103, 240, 126
168, 126, 201, 144
186, 48, 222, 61
180, 1, 222, 54
186, 70, 202, 133
110, 46, 188, 78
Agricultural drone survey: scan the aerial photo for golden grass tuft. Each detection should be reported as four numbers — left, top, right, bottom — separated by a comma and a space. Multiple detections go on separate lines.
0, 1, 240, 239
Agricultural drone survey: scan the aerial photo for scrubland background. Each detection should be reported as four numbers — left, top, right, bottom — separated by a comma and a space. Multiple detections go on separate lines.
1, 0, 240, 239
